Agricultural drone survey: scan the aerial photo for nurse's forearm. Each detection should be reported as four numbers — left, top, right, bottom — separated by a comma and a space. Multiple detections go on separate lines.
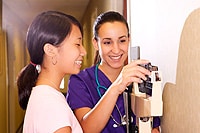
79, 85, 120, 133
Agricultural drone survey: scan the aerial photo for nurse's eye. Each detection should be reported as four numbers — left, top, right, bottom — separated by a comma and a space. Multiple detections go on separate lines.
103, 41, 112, 45
119, 39, 127, 44
76, 43, 81, 46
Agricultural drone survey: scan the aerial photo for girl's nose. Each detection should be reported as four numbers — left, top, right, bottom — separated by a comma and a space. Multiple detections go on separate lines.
80, 46, 87, 56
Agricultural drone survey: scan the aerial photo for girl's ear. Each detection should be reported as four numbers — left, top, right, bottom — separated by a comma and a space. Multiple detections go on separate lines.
92, 37, 99, 51
43, 43, 57, 57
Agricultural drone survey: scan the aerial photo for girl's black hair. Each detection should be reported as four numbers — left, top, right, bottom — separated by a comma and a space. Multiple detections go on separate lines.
93, 11, 130, 65
17, 11, 82, 110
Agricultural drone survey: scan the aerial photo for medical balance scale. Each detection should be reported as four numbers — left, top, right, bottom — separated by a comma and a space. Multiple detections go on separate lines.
123, 46, 163, 133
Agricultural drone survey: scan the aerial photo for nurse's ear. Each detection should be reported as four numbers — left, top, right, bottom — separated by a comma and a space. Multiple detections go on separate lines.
128, 34, 131, 43
92, 37, 99, 51
43, 43, 58, 57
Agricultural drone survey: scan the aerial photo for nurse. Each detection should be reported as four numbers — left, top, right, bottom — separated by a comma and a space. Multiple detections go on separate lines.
66, 11, 160, 133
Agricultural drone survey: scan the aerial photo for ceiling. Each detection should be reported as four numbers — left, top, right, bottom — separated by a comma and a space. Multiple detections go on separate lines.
3, 0, 90, 29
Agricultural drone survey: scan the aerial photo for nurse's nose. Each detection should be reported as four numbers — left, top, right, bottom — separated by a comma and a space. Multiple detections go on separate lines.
112, 42, 120, 54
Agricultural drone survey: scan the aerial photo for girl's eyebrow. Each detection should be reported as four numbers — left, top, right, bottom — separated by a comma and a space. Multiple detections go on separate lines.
76, 37, 82, 42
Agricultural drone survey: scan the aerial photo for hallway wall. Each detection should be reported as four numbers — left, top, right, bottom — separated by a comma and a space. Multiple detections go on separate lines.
127, 0, 200, 87
0, 31, 9, 133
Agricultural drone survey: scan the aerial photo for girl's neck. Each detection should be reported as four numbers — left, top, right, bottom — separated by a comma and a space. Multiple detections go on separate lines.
37, 77, 59, 90
36, 71, 62, 91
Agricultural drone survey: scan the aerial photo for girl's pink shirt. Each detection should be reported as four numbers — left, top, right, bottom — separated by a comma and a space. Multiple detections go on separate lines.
23, 85, 83, 133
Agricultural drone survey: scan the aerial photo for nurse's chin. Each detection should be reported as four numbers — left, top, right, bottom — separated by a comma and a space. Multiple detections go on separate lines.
109, 63, 124, 69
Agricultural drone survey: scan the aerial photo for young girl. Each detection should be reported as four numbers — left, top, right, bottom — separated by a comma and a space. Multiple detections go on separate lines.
17, 11, 86, 133
66, 11, 160, 133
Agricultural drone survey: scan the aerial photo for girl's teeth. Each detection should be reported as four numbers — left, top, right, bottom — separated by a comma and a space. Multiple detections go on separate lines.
75, 61, 82, 65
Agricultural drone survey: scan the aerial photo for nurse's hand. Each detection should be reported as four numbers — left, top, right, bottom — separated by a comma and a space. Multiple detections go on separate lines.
152, 127, 160, 133
113, 59, 151, 94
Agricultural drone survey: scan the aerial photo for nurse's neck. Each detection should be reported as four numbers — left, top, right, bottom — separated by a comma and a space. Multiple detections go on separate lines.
98, 64, 122, 83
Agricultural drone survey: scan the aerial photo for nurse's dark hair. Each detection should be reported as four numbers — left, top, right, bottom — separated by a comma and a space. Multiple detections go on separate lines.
93, 11, 130, 65
17, 10, 82, 110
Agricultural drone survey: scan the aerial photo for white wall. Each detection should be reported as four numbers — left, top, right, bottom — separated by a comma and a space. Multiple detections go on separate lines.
127, 0, 200, 86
